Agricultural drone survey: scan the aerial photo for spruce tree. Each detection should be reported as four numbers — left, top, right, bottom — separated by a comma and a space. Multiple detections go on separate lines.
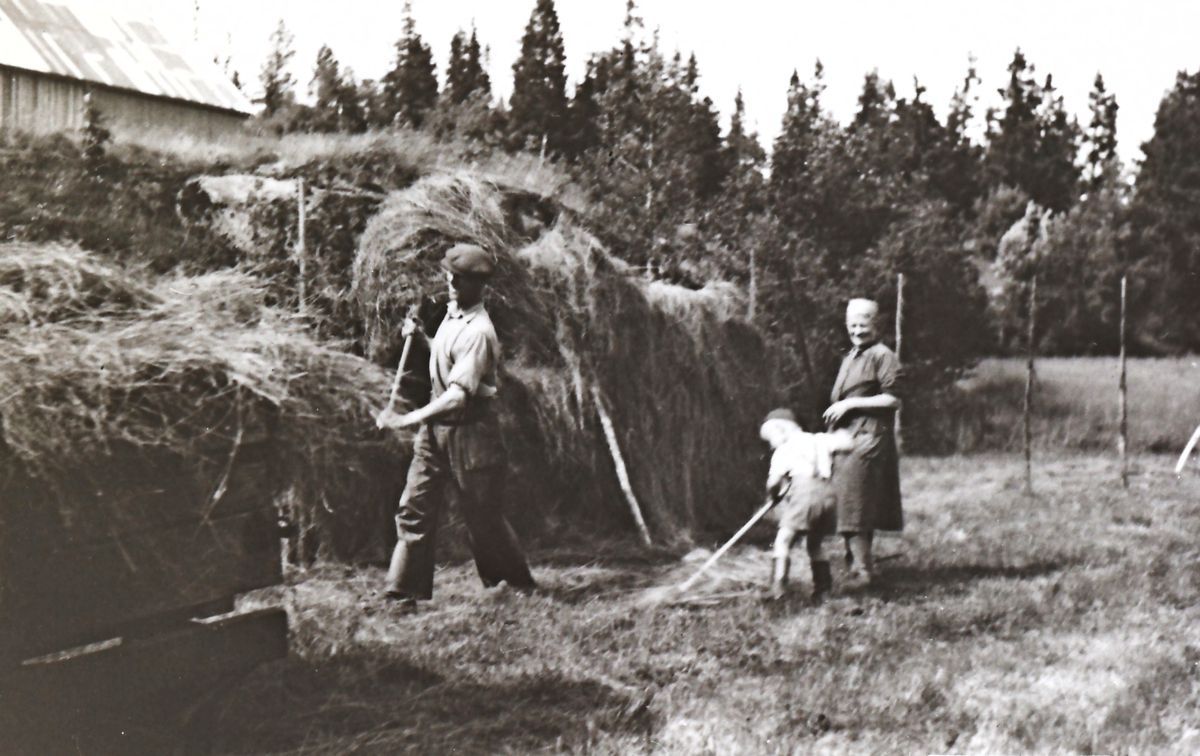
562, 55, 607, 160
985, 50, 1042, 196
1037, 74, 1083, 210
1084, 73, 1119, 189
381, 2, 438, 129
336, 67, 368, 133
446, 31, 467, 102
985, 50, 1080, 212
1129, 69, 1200, 350
713, 89, 766, 238
853, 69, 893, 132
257, 19, 296, 116
446, 26, 490, 105
769, 63, 825, 200
570, 8, 732, 266
946, 58, 980, 146
509, 0, 568, 154
310, 45, 341, 132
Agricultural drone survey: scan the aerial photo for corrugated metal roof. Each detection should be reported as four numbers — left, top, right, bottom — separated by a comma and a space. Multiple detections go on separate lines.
0, 0, 253, 114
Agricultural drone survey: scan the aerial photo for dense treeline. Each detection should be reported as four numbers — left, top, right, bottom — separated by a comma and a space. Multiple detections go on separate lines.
186, 2, 1200, 439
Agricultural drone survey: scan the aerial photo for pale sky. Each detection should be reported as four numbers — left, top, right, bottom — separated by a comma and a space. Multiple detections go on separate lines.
133, 0, 1200, 167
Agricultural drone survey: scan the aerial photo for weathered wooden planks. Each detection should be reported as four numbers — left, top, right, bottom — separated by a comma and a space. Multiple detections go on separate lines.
1, 607, 287, 717
0, 507, 282, 665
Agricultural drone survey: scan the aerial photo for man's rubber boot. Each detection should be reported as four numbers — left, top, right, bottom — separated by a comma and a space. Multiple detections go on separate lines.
811, 560, 833, 599
770, 555, 790, 600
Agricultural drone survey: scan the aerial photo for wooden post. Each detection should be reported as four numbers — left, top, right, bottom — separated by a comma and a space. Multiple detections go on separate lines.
1119, 275, 1128, 488
748, 245, 757, 320
593, 387, 653, 547
1024, 274, 1037, 494
894, 273, 905, 453
296, 177, 307, 319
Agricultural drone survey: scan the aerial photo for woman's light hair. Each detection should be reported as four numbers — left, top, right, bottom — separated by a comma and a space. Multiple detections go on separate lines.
846, 298, 880, 320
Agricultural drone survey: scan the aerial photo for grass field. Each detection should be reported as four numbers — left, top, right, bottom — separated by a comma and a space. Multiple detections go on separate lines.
145, 452, 1200, 756
945, 357, 1200, 454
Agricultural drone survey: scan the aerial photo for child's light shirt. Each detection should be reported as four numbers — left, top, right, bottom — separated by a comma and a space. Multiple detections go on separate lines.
767, 431, 843, 497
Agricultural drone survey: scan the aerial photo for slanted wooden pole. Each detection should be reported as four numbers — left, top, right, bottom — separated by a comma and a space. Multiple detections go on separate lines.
1177, 424, 1200, 475
1024, 274, 1037, 494
297, 176, 307, 319
1119, 275, 1129, 488
894, 273, 905, 453
593, 386, 653, 546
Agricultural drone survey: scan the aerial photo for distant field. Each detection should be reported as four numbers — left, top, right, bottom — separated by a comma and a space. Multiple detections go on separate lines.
945, 357, 1200, 454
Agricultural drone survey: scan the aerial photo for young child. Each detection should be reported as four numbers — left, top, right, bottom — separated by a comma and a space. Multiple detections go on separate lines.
760, 409, 854, 600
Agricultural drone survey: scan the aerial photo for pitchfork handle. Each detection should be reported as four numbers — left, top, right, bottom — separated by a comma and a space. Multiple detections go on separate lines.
385, 335, 414, 414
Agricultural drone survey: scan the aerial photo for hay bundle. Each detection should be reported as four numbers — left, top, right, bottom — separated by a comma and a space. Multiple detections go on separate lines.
353, 174, 779, 544
0, 242, 156, 325
352, 173, 559, 367
0, 243, 408, 561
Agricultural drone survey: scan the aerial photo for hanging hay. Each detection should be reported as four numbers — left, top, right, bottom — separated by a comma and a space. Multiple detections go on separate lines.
352, 173, 781, 546
351, 172, 559, 367
0, 243, 409, 562
0, 242, 157, 326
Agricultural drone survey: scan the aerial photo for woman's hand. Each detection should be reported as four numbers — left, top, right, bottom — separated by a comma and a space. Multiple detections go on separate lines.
823, 399, 853, 427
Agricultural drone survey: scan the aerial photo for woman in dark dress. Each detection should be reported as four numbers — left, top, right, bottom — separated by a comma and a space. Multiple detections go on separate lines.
822, 298, 903, 584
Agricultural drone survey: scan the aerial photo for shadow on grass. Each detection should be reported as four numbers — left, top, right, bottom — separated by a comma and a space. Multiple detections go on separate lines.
531, 542, 685, 569
860, 560, 1066, 600
197, 653, 643, 756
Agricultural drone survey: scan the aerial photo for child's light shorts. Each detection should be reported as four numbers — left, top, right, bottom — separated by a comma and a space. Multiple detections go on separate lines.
766, 477, 838, 536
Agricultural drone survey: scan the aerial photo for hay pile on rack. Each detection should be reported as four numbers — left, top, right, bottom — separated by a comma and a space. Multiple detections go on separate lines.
0, 242, 408, 562
353, 174, 779, 544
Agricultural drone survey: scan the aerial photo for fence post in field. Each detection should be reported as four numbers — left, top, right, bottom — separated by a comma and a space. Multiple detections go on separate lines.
1024, 274, 1037, 494
297, 176, 307, 319
1119, 275, 1128, 488
894, 273, 905, 453
748, 245, 756, 320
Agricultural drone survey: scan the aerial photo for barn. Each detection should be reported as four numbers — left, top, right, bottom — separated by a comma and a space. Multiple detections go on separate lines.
0, 0, 253, 142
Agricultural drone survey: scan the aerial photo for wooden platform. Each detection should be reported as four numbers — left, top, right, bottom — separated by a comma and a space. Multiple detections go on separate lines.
0, 441, 290, 745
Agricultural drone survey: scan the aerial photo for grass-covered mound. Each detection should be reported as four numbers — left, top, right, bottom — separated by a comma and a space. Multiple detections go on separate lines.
0, 242, 408, 562
353, 174, 779, 544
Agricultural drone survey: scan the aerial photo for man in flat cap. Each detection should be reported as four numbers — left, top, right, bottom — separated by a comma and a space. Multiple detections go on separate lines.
376, 243, 536, 611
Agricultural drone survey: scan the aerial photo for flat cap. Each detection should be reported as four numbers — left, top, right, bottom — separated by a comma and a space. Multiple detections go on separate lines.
764, 408, 797, 424
441, 243, 495, 278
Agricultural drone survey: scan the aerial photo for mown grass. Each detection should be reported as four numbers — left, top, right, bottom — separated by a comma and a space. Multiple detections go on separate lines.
164, 453, 1200, 756
946, 357, 1200, 454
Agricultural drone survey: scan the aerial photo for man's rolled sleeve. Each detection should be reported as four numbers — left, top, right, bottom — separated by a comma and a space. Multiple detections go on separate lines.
445, 331, 494, 397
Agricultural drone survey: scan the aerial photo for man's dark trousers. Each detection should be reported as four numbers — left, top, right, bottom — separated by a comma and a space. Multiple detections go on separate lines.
385, 422, 534, 600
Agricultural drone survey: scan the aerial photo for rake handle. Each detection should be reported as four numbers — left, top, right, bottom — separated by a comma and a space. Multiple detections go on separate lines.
677, 498, 776, 593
